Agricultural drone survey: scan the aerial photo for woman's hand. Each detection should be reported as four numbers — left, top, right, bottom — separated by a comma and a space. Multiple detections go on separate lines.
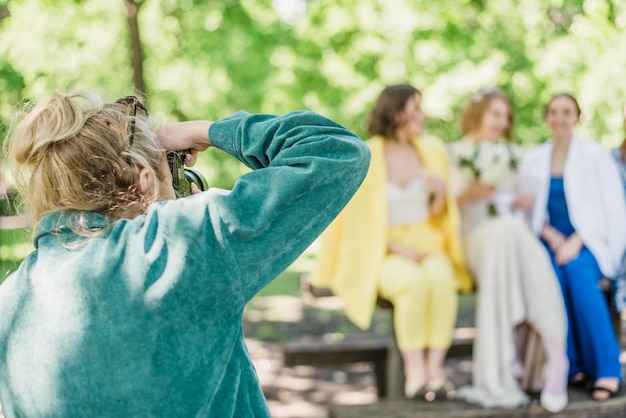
425, 174, 445, 195
457, 183, 496, 208
158, 121, 213, 166
541, 224, 566, 252
512, 192, 534, 212
425, 174, 446, 216
555, 234, 584, 266
388, 242, 428, 263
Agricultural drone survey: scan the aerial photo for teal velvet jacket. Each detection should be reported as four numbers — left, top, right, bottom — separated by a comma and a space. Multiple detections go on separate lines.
0, 111, 370, 417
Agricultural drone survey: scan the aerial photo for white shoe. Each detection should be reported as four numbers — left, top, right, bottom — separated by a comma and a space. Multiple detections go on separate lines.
405, 378, 426, 399
540, 392, 568, 413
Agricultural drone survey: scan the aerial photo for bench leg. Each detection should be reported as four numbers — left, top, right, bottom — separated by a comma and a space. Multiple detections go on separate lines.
602, 286, 622, 344
373, 354, 387, 398
385, 309, 405, 399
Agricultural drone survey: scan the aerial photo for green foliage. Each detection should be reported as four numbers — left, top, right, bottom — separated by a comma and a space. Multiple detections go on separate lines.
1, 0, 626, 188
256, 270, 301, 297
0, 227, 32, 283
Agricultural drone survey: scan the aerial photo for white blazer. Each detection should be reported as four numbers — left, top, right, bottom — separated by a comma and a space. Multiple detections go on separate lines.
519, 135, 626, 278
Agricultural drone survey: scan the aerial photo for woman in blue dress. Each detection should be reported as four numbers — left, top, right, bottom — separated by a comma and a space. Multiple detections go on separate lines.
519, 94, 626, 401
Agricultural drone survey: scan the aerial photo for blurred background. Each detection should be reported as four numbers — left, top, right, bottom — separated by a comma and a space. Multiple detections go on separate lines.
2, 0, 626, 185
1, 1, 626, 416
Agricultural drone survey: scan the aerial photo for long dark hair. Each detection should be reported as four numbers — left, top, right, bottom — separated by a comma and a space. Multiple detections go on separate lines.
367, 84, 420, 140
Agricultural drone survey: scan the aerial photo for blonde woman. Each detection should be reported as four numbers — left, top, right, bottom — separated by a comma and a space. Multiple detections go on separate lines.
314, 84, 472, 398
450, 87, 569, 412
0, 92, 370, 416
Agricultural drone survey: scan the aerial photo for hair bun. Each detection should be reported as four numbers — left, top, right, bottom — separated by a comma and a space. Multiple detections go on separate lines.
9, 92, 104, 166
5, 90, 166, 223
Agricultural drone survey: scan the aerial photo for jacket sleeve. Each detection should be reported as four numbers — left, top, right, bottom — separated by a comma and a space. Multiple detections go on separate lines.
597, 149, 626, 273
205, 111, 370, 300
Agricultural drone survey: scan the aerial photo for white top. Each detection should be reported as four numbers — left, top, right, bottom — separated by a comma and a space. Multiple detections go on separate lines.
519, 135, 626, 278
387, 178, 430, 226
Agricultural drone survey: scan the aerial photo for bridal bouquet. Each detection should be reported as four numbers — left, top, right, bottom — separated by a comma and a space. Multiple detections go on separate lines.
450, 141, 520, 215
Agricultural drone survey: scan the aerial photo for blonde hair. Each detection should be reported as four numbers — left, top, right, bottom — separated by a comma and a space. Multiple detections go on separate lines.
461, 87, 514, 141
4, 91, 167, 232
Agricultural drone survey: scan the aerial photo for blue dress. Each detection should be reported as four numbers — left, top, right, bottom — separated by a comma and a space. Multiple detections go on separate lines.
545, 177, 621, 381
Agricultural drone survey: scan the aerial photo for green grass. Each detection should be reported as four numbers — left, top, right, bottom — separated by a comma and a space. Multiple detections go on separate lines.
257, 269, 302, 297
0, 227, 33, 282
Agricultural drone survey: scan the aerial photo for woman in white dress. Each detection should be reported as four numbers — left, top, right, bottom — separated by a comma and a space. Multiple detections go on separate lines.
450, 87, 569, 412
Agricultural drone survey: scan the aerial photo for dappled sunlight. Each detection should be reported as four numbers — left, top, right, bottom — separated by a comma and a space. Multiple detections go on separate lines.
246, 295, 304, 323
332, 389, 377, 406
272, 0, 306, 24
453, 327, 477, 340
309, 296, 345, 311
0, 241, 32, 261
266, 400, 324, 418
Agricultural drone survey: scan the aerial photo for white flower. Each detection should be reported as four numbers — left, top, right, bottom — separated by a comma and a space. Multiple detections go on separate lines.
451, 140, 476, 160
451, 140, 520, 188
478, 143, 510, 186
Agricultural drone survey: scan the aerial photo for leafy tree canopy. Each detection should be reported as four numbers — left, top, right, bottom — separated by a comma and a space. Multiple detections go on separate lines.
1, 0, 625, 187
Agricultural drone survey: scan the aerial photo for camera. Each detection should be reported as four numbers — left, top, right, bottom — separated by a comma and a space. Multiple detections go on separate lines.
166, 149, 209, 198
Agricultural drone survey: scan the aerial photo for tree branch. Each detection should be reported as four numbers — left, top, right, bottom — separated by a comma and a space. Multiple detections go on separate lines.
0, 5, 10, 21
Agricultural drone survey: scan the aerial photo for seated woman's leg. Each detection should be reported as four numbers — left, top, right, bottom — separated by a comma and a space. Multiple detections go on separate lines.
503, 227, 568, 412
544, 244, 583, 381
460, 219, 528, 406
563, 248, 621, 397
378, 254, 430, 396
420, 253, 458, 388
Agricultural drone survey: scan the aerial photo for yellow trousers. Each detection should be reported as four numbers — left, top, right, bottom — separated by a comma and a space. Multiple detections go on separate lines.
378, 222, 458, 351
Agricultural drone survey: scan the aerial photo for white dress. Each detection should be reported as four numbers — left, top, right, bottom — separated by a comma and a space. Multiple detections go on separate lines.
449, 140, 568, 408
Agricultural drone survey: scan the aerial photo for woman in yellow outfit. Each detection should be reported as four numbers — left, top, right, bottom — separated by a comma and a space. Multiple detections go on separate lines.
313, 84, 471, 398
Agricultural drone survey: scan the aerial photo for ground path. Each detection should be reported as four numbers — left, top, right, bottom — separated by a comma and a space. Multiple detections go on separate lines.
0, 286, 623, 417
245, 294, 626, 418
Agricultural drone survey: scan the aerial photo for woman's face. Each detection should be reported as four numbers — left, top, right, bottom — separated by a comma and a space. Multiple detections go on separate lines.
545, 96, 579, 138
398, 93, 426, 138
476, 98, 510, 143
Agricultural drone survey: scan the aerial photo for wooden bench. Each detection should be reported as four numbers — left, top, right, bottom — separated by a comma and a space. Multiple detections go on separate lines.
283, 327, 475, 398
283, 275, 622, 399
283, 276, 476, 398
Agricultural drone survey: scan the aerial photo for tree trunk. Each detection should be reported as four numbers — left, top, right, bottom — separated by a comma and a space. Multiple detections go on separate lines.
124, 0, 146, 100
0, 5, 10, 21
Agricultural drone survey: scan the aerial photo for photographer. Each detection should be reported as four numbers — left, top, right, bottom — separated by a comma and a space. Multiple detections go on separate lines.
0, 92, 370, 417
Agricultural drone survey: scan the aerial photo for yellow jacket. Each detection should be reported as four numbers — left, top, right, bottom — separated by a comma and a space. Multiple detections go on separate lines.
312, 136, 473, 329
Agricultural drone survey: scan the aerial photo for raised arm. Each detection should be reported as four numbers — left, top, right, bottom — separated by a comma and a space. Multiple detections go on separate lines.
204, 111, 370, 299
